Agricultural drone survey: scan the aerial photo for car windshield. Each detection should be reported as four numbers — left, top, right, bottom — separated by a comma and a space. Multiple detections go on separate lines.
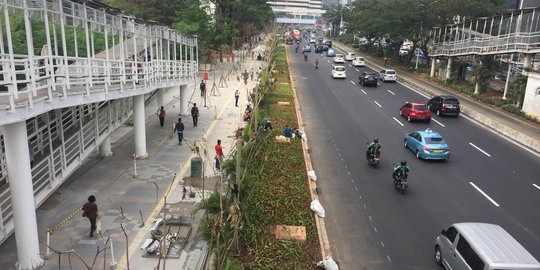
444, 99, 459, 105
335, 67, 345, 71
414, 105, 428, 110
386, 70, 396, 75
425, 137, 446, 144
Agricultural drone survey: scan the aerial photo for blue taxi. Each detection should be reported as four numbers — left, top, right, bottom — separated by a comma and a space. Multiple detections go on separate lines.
404, 128, 450, 160
303, 44, 311, 53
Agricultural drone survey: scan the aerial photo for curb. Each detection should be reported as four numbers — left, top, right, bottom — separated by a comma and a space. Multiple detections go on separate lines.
285, 46, 332, 259
333, 41, 540, 155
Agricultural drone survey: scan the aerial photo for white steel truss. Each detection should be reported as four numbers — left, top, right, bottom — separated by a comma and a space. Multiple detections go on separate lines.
429, 7, 540, 57
0, 0, 198, 125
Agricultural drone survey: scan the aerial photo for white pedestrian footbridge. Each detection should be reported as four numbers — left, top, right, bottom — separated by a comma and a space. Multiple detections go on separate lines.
0, 1, 197, 269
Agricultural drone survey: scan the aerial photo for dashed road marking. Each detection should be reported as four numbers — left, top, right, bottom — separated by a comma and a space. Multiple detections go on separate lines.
374, 101, 382, 108
350, 80, 356, 85
387, 90, 395, 95
355, 186, 358, 191
533, 183, 540, 190
469, 142, 491, 157
381, 242, 385, 248
393, 117, 404, 127
374, 227, 378, 232
355, 68, 359, 72
387, 256, 392, 262
470, 182, 500, 207
432, 118, 445, 127
361, 89, 367, 95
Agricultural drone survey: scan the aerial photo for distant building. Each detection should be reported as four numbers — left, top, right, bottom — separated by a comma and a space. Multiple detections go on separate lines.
267, 0, 323, 24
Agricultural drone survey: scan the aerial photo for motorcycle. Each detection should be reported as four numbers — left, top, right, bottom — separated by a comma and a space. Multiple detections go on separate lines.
304, 54, 308, 61
367, 152, 380, 168
315, 63, 319, 69
295, 47, 299, 53
393, 173, 408, 194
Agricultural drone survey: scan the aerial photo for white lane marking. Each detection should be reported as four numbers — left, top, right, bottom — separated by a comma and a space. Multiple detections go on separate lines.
381, 242, 385, 248
374, 101, 382, 108
432, 118, 445, 127
350, 80, 356, 85
349, 64, 353, 67
361, 89, 367, 95
355, 186, 358, 191
387, 256, 392, 262
359, 195, 362, 199
355, 68, 359, 72
469, 142, 491, 157
369, 216, 373, 221
470, 182, 500, 207
373, 227, 378, 232
387, 90, 395, 95
347, 171, 351, 175
393, 117, 405, 127
533, 183, 540, 190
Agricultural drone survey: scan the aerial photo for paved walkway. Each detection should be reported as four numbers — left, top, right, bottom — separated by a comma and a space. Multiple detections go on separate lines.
333, 41, 540, 154
0, 46, 266, 269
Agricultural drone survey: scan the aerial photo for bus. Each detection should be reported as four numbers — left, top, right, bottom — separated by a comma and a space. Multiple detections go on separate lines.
292, 29, 301, 41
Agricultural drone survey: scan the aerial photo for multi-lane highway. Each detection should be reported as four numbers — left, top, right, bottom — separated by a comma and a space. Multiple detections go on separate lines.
289, 43, 540, 269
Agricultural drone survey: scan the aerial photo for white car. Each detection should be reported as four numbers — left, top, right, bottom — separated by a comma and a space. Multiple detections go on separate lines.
399, 48, 409, 56
352, 56, 365, 67
345, 52, 355, 61
332, 66, 347, 79
334, 54, 345, 63
379, 69, 397, 82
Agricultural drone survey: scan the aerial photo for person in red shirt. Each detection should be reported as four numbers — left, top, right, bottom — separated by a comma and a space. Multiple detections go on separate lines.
215, 139, 224, 169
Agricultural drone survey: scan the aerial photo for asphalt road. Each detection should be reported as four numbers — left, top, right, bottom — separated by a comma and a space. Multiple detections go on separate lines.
290, 43, 540, 270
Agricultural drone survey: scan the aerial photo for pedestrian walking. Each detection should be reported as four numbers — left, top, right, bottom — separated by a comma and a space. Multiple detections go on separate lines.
157, 106, 166, 127
191, 103, 199, 127
384, 57, 388, 66
250, 68, 254, 81
251, 51, 254, 60
234, 90, 240, 107
215, 139, 224, 169
82, 195, 98, 237
173, 118, 185, 145
200, 80, 206, 97
243, 70, 249, 85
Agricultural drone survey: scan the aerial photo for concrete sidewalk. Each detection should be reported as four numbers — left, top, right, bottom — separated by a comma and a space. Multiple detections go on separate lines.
0, 46, 266, 269
333, 41, 540, 154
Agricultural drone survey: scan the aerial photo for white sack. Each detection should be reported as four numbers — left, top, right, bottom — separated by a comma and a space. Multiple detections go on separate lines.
308, 170, 317, 181
310, 199, 325, 218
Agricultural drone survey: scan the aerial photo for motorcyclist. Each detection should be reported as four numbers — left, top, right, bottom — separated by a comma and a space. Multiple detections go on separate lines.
393, 160, 410, 182
366, 138, 381, 160
303, 51, 308, 61
315, 59, 319, 68
295, 45, 299, 53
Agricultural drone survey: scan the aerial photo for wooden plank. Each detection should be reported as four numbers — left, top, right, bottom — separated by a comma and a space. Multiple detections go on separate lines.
274, 225, 306, 241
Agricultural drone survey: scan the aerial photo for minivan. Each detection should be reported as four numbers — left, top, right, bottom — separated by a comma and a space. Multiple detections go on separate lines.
435, 223, 540, 270
428, 95, 460, 117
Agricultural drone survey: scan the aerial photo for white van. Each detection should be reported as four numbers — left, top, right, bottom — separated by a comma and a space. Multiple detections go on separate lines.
435, 223, 540, 270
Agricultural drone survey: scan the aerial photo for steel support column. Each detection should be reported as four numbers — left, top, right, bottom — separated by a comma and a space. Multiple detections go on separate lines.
179, 85, 188, 115
133, 95, 148, 158
446, 57, 453, 80
3, 121, 44, 270
430, 57, 436, 77
157, 88, 165, 108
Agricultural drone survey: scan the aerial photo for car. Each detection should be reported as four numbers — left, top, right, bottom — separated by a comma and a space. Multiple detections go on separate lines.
309, 38, 317, 44
333, 54, 345, 63
285, 38, 293, 45
352, 56, 365, 67
345, 52, 356, 61
331, 66, 347, 79
322, 44, 329, 51
404, 128, 450, 160
315, 45, 323, 53
324, 40, 332, 48
399, 48, 409, 56
326, 48, 336, 57
427, 95, 460, 117
379, 69, 397, 82
358, 72, 378, 87
303, 44, 311, 53
399, 102, 431, 122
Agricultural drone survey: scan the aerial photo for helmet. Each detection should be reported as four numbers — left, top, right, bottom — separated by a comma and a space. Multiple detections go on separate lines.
373, 138, 379, 143
401, 160, 407, 166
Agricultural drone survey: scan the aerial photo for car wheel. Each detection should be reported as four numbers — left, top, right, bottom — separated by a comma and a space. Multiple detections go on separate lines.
436, 110, 441, 116
404, 140, 408, 148
435, 246, 443, 266
416, 150, 421, 159
407, 115, 411, 122
399, 110, 403, 116
426, 118, 431, 123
